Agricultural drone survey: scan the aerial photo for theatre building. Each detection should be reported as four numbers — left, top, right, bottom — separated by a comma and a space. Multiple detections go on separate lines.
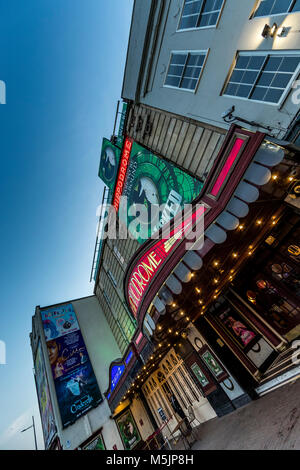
95, 121, 300, 441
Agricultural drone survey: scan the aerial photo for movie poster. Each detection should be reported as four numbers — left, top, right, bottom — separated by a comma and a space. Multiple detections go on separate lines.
116, 409, 141, 450
34, 342, 56, 448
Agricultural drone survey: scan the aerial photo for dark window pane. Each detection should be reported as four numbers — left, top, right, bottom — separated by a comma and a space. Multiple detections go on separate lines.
257, 72, 274, 86
179, 15, 198, 29
183, 1, 202, 16
181, 77, 198, 90
250, 86, 266, 101
168, 65, 184, 76
254, 0, 274, 17
171, 54, 187, 65
165, 76, 181, 87
224, 83, 239, 95
264, 88, 284, 103
280, 57, 300, 72
236, 84, 252, 98
272, 0, 291, 14
184, 66, 202, 78
215, 0, 223, 9
209, 12, 219, 25
199, 14, 209, 26
293, 0, 300, 10
243, 70, 259, 84
231, 70, 245, 83
248, 56, 265, 70
188, 54, 205, 66
203, 0, 215, 12
264, 56, 283, 72
272, 72, 292, 88
235, 56, 250, 69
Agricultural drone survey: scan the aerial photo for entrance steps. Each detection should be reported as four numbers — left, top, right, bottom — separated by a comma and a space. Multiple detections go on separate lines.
255, 345, 300, 396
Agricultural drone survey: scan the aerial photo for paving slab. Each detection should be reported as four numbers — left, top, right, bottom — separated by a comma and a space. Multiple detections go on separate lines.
174, 378, 300, 450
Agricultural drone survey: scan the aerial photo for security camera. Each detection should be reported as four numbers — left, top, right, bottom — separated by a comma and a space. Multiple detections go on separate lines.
221, 105, 235, 120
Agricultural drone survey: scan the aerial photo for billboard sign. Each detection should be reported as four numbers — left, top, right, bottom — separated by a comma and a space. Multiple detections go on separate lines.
98, 138, 121, 191
119, 141, 203, 244
41, 303, 102, 428
34, 342, 56, 449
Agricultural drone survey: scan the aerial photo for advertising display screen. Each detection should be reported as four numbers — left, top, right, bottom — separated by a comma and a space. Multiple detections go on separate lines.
34, 342, 56, 448
41, 303, 102, 428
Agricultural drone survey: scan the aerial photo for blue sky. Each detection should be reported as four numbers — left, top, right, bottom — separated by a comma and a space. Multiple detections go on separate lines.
0, 0, 133, 449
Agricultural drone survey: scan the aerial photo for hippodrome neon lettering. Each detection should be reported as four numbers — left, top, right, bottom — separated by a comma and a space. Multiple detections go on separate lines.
127, 205, 206, 317
112, 137, 133, 213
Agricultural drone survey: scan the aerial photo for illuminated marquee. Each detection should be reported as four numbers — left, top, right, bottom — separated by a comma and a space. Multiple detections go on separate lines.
127, 205, 206, 317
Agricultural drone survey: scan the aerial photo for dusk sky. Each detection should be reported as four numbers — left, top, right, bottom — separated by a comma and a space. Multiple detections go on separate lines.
0, 0, 133, 449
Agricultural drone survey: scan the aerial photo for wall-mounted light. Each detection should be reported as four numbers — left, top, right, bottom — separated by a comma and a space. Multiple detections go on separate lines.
261, 23, 278, 38
277, 26, 288, 37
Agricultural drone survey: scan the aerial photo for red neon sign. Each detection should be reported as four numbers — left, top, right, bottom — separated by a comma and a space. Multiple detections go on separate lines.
127, 205, 206, 317
211, 138, 244, 197
112, 137, 133, 213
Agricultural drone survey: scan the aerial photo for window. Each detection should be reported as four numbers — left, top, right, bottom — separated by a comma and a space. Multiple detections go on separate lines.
223, 52, 300, 104
165, 51, 207, 91
253, 0, 300, 17
178, 0, 225, 30
107, 269, 117, 287
113, 245, 124, 265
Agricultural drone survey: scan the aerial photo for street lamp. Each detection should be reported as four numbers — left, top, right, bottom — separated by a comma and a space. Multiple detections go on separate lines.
21, 415, 38, 450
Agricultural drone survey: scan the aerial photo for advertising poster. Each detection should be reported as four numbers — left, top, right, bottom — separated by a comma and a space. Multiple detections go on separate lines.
119, 141, 203, 243
98, 138, 121, 190
191, 362, 209, 388
54, 361, 102, 427
83, 434, 106, 450
41, 303, 102, 428
201, 350, 224, 378
35, 342, 56, 449
41, 303, 80, 341
46, 330, 90, 380
116, 409, 141, 450
217, 307, 258, 350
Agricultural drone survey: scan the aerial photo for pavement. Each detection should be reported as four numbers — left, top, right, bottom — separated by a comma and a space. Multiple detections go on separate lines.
173, 378, 300, 450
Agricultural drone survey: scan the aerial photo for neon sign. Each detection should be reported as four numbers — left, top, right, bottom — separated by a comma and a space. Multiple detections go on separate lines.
112, 137, 133, 213
211, 138, 244, 197
127, 205, 206, 317
110, 364, 125, 392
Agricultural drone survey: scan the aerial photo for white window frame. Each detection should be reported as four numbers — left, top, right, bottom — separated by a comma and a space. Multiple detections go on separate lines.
176, 0, 226, 32
250, 0, 300, 19
164, 49, 209, 93
222, 49, 300, 107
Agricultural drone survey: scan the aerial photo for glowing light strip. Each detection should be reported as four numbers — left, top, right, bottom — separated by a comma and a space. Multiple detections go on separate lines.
211, 138, 244, 197
112, 137, 133, 213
